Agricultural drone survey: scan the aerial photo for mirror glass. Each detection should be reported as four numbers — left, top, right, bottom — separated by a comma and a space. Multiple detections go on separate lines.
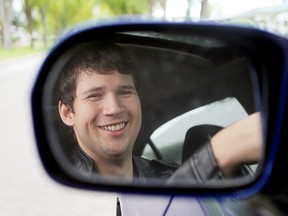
42, 30, 264, 187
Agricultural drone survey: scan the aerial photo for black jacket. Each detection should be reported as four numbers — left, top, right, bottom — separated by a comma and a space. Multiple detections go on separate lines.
70, 142, 224, 184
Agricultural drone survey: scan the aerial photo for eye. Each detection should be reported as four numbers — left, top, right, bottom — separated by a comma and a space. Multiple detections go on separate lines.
87, 93, 103, 100
119, 90, 132, 95
118, 89, 137, 97
118, 86, 137, 97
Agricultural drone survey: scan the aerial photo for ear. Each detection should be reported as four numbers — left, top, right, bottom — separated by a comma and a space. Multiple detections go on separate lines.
58, 101, 75, 126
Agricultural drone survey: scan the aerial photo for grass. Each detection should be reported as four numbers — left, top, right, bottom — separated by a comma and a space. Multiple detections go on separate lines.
0, 46, 46, 60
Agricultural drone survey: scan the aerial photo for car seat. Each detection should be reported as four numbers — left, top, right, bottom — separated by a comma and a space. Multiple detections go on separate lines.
182, 124, 222, 163
182, 124, 254, 177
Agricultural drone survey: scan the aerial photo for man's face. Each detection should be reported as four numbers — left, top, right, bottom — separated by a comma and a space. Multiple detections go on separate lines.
62, 71, 142, 162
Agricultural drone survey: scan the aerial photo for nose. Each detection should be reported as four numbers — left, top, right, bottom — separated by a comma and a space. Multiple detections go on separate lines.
102, 93, 124, 116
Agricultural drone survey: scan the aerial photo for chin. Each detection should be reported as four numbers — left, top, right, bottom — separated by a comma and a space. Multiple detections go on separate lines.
105, 147, 130, 159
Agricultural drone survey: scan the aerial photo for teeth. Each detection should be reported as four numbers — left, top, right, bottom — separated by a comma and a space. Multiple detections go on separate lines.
101, 123, 125, 131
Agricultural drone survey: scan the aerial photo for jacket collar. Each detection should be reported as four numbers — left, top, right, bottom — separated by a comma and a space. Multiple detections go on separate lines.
71, 145, 143, 178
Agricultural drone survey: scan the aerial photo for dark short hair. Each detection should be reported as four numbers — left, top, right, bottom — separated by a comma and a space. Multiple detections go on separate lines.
58, 43, 137, 110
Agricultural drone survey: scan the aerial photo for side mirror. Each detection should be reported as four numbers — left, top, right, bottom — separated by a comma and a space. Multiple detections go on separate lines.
31, 21, 288, 196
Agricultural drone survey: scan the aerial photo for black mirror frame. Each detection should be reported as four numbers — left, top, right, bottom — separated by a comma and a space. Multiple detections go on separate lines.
31, 21, 288, 197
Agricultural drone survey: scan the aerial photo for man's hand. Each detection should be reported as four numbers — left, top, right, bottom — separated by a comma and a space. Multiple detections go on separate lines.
211, 113, 262, 177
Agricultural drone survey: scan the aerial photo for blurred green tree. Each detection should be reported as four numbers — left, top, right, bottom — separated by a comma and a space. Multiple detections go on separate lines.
46, 0, 94, 35
0, 0, 13, 48
23, 0, 37, 48
97, 0, 150, 15
20, 0, 183, 48
22, 0, 95, 48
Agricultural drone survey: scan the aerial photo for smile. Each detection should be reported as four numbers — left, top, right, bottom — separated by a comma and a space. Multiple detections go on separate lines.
100, 123, 126, 132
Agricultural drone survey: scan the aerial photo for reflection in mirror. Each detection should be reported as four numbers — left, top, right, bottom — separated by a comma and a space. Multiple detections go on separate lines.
42, 31, 263, 187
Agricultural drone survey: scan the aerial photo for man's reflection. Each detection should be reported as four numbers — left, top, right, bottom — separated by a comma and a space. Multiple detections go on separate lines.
58, 43, 262, 183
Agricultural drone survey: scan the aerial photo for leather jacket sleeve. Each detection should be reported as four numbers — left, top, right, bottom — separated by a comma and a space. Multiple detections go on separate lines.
167, 142, 224, 184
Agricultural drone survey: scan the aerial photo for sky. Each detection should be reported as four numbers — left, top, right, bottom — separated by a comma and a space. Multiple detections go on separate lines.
164, 0, 283, 19
209, 0, 283, 18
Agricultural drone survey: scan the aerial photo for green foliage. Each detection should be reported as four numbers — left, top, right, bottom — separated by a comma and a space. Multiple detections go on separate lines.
97, 0, 150, 15
21, 0, 96, 40
67, 0, 95, 24
13, 0, 152, 49
45, 0, 95, 35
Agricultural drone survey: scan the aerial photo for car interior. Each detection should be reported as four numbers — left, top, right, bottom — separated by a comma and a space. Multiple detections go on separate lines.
47, 31, 258, 174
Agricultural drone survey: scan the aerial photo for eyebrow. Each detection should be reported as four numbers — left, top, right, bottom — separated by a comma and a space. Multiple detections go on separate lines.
81, 85, 136, 96
119, 85, 137, 91
81, 87, 103, 96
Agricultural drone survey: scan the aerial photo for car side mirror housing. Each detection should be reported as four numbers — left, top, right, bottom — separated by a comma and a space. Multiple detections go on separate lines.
31, 21, 288, 197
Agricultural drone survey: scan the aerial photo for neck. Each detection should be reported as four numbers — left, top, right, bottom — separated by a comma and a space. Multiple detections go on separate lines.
94, 156, 134, 180
76, 144, 134, 180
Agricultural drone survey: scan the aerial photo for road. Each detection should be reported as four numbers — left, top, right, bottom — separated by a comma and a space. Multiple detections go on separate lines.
0, 54, 116, 216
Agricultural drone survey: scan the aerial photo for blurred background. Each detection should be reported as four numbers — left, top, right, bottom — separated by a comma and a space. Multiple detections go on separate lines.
0, 1, 287, 215
0, 0, 287, 59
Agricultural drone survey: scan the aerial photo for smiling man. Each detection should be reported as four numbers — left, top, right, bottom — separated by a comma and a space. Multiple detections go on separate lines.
58, 44, 147, 180
60, 71, 141, 179
58, 43, 261, 183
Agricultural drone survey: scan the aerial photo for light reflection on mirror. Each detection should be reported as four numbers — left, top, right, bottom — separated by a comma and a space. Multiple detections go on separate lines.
43, 31, 263, 187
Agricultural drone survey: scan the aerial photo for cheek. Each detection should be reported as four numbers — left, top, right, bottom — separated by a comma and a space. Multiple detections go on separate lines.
131, 98, 142, 125
74, 103, 100, 125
